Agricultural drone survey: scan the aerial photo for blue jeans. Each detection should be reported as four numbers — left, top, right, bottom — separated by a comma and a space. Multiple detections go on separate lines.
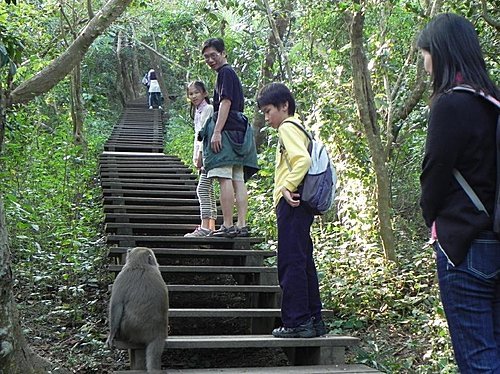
436, 232, 500, 373
276, 198, 322, 327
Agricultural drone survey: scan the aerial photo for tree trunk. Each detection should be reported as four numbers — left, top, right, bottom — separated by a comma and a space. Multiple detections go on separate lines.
9, 0, 134, 106
70, 64, 86, 146
117, 30, 135, 103
130, 28, 143, 99
253, 0, 294, 149
349, 10, 397, 263
0, 202, 71, 373
0, 0, 133, 371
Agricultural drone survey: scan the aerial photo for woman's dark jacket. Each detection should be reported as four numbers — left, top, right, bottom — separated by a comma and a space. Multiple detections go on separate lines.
420, 90, 498, 265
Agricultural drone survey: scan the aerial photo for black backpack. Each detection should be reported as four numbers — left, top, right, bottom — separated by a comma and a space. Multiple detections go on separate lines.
451, 86, 500, 233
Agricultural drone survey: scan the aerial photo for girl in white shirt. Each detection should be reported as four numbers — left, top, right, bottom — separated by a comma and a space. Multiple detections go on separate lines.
184, 81, 217, 236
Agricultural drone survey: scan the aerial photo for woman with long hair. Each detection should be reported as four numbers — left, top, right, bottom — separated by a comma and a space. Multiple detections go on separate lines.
419, 13, 499, 372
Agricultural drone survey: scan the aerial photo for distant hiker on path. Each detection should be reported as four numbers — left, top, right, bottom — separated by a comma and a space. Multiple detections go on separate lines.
146, 69, 162, 110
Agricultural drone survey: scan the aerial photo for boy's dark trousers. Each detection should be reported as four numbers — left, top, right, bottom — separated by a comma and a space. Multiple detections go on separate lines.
276, 198, 322, 328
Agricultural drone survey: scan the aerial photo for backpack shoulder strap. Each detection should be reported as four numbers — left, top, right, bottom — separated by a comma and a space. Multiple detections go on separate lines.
451, 85, 500, 224
282, 119, 313, 142
278, 119, 312, 172
452, 86, 500, 109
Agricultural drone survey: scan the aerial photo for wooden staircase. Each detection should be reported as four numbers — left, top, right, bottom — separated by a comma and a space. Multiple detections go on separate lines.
100, 100, 379, 373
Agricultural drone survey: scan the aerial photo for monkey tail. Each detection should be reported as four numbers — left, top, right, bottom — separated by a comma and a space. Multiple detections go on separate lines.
145, 335, 165, 371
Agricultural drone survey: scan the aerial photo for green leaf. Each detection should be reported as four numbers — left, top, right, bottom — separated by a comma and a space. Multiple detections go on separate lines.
0, 43, 10, 68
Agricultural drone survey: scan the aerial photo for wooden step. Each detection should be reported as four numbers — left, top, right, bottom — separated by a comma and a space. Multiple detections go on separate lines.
108, 264, 277, 276
168, 308, 335, 318
100, 178, 197, 186
104, 213, 213, 223
113, 334, 359, 367
102, 196, 199, 205
114, 334, 359, 350
167, 285, 280, 293
100, 166, 192, 172
100, 172, 196, 179
105, 235, 265, 248
108, 247, 274, 267
100, 154, 181, 161
103, 204, 202, 213
101, 182, 197, 191
169, 308, 282, 318
108, 247, 275, 259
105, 222, 211, 235
102, 189, 197, 198
100, 160, 185, 167
116, 364, 381, 373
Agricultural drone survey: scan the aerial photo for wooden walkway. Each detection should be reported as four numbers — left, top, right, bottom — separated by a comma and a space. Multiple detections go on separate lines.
100, 99, 379, 373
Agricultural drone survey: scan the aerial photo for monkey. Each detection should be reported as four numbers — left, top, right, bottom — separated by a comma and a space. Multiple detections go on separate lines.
106, 246, 169, 371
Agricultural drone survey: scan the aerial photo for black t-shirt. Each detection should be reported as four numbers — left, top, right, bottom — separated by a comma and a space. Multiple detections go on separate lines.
213, 64, 244, 118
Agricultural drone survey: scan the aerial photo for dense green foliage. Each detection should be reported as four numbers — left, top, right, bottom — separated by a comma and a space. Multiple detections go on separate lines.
1, 0, 498, 372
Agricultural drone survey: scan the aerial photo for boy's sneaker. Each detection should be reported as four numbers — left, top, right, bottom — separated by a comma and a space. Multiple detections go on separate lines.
313, 318, 327, 337
272, 318, 315, 338
159, 106, 163, 109
210, 225, 238, 238
237, 226, 250, 237
184, 226, 212, 237
149, 106, 153, 109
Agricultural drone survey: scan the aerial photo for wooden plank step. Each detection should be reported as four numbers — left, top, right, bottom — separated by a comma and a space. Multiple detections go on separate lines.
102, 189, 196, 197
102, 190, 197, 199
102, 196, 199, 205
101, 182, 197, 191
107, 264, 277, 275
100, 163, 189, 170
167, 285, 280, 293
116, 364, 380, 373
104, 145, 164, 152
99, 159, 184, 165
108, 247, 275, 258
107, 137, 162, 142
100, 172, 196, 179
113, 334, 359, 350
169, 308, 282, 318
168, 308, 335, 318
99, 152, 182, 162
105, 235, 264, 246
105, 223, 206, 231
103, 205, 202, 213
100, 178, 197, 186
100, 153, 180, 160
104, 213, 209, 222
100, 166, 191, 172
